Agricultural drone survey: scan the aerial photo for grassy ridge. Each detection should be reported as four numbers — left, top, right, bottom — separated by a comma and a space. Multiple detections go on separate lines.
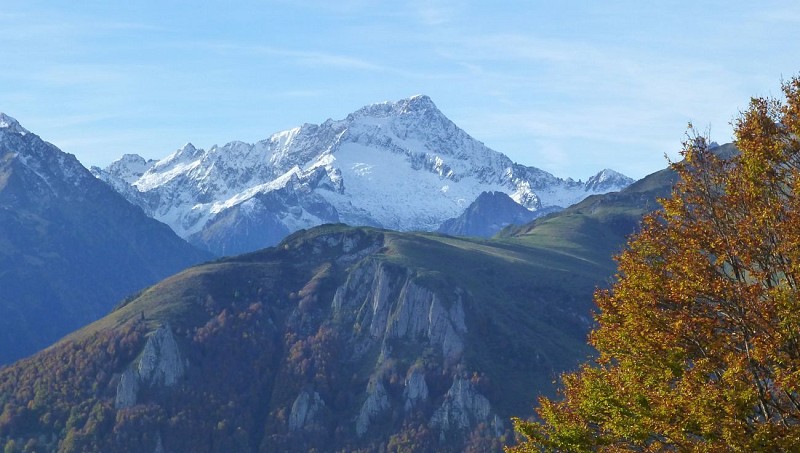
0, 159, 683, 451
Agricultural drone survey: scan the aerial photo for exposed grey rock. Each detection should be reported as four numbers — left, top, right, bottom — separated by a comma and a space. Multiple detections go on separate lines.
387, 282, 433, 339
490, 414, 505, 437
331, 263, 368, 315
137, 323, 185, 387
115, 324, 186, 411
114, 368, 139, 409
342, 233, 359, 253
403, 367, 429, 412
442, 296, 467, 362
430, 377, 492, 435
385, 282, 467, 363
289, 391, 326, 431
154, 432, 165, 453
299, 229, 384, 266
366, 264, 400, 339
332, 260, 468, 364
335, 242, 381, 265
356, 379, 391, 437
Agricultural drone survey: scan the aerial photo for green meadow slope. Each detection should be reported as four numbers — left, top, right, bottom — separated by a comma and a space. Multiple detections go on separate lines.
0, 156, 685, 452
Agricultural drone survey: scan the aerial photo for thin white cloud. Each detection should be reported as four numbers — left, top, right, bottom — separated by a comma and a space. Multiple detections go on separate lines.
3, 1, 794, 181
0, 10, 154, 43
182, 41, 388, 72
756, 6, 800, 24
436, 33, 594, 64
176, 40, 446, 80
268, 0, 388, 15
28, 64, 133, 87
412, 0, 457, 26
274, 90, 324, 98
31, 113, 127, 130
428, 28, 746, 136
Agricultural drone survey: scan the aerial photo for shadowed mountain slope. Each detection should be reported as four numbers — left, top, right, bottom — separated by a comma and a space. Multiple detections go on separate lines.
0, 114, 211, 364
0, 143, 714, 451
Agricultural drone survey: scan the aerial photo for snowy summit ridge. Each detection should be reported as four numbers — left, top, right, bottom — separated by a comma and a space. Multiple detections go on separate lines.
94, 96, 633, 255
0, 113, 29, 136
0, 113, 95, 190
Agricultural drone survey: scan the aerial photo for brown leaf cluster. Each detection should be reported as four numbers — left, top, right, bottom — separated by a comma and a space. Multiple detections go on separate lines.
511, 76, 800, 452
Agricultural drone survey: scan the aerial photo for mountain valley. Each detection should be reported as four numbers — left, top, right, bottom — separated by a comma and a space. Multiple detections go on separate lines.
0, 152, 678, 450
0, 100, 682, 451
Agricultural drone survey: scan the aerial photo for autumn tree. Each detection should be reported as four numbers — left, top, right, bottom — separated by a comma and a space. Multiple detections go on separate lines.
510, 76, 800, 452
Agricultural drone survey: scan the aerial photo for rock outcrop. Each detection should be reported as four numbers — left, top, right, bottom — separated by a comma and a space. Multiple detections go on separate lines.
332, 260, 467, 364
385, 283, 467, 363
403, 367, 429, 412
115, 323, 185, 409
138, 323, 185, 387
114, 368, 139, 410
154, 433, 165, 453
430, 376, 495, 436
289, 391, 326, 432
356, 379, 391, 436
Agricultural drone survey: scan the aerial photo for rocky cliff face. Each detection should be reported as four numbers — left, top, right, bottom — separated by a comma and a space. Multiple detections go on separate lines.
356, 379, 392, 436
0, 224, 607, 452
403, 366, 429, 412
430, 376, 500, 440
289, 391, 326, 432
137, 323, 185, 387
98, 228, 506, 449
114, 368, 139, 410
115, 323, 185, 409
331, 260, 468, 365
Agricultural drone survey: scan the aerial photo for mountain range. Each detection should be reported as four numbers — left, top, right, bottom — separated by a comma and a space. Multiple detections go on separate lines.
0, 99, 674, 451
0, 146, 683, 450
0, 114, 211, 364
92, 95, 633, 256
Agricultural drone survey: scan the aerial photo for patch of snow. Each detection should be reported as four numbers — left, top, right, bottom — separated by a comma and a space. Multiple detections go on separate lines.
99, 95, 632, 253
0, 113, 29, 136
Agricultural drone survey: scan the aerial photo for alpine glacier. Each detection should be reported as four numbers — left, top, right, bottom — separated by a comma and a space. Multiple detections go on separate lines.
93, 95, 633, 255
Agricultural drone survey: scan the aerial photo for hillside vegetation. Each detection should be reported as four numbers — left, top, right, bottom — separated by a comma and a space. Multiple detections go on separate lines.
512, 79, 800, 451
0, 149, 677, 452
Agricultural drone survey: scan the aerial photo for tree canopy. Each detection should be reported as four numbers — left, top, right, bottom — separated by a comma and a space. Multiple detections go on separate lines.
510, 76, 800, 451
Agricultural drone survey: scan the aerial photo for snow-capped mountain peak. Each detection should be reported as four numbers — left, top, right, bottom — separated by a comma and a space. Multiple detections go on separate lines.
102, 154, 157, 184
585, 168, 635, 192
181, 142, 198, 153
152, 142, 202, 169
95, 95, 633, 255
0, 114, 92, 190
592, 168, 626, 181
347, 94, 437, 121
0, 113, 29, 136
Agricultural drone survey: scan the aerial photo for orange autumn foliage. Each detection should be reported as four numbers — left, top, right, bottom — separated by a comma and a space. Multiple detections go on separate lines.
511, 76, 800, 451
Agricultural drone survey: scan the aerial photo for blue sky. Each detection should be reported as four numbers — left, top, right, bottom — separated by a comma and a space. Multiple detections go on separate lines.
2, 1, 799, 180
